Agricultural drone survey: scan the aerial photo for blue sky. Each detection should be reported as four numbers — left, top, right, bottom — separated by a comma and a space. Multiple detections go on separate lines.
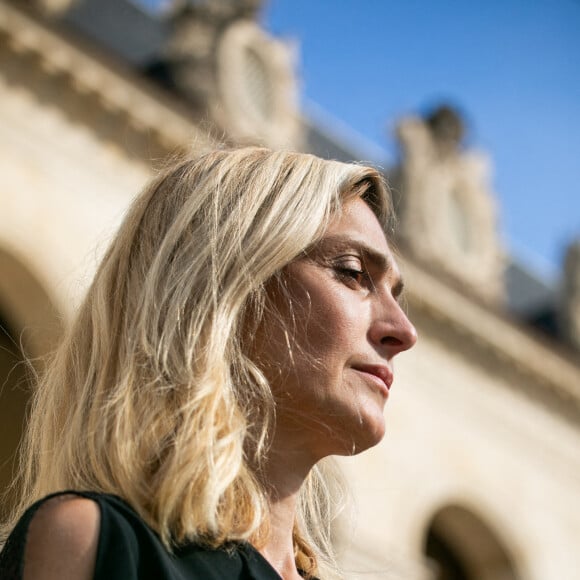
262, 0, 580, 278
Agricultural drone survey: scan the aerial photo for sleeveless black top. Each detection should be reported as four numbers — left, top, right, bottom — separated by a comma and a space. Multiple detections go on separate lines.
0, 491, 283, 580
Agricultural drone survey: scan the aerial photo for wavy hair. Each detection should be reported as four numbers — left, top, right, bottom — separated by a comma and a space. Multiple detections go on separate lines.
3, 147, 390, 578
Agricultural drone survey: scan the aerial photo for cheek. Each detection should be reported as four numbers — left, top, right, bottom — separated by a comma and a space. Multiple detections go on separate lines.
250, 270, 367, 403
298, 286, 362, 360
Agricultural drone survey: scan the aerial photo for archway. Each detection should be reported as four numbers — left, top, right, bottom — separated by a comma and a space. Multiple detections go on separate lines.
424, 505, 520, 580
0, 248, 62, 519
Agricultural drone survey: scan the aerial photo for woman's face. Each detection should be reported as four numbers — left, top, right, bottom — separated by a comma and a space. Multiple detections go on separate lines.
255, 197, 417, 460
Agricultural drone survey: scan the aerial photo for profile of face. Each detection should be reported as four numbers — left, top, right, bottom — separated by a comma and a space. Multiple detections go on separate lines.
254, 197, 417, 461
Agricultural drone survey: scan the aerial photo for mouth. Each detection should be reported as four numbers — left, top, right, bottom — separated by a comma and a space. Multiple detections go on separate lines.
351, 364, 393, 397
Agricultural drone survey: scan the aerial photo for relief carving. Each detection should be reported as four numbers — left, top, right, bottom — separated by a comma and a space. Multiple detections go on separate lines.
561, 240, 580, 350
163, 0, 301, 148
394, 105, 504, 303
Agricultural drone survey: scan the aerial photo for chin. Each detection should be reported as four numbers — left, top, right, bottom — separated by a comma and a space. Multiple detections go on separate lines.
332, 416, 386, 457
355, 425, 386, 454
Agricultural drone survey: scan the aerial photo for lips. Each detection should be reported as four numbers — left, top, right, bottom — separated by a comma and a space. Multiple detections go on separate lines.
351, 364, 393, 396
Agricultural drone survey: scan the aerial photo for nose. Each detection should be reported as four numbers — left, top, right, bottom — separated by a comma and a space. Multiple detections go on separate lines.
368, 298, 417, 358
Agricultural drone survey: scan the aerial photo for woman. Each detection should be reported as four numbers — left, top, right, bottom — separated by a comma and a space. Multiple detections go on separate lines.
0, 147, 416, 579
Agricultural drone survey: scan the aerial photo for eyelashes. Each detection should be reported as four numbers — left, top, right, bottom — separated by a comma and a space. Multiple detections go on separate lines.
333, 258, 371, 287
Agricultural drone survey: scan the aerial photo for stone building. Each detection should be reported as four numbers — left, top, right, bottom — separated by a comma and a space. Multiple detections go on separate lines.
1, 1, 579, 579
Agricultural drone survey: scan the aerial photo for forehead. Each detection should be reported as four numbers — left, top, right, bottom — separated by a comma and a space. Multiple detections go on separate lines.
327, 197, 389, 248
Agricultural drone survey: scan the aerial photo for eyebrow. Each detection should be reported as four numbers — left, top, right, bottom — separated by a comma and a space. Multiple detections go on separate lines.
308, 235, 406, 298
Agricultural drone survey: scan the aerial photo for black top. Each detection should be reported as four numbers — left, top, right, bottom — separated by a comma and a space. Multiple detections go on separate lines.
0, 491, 283, 580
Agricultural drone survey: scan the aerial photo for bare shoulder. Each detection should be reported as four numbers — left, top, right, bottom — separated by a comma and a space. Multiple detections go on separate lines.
23, 494, 100, 580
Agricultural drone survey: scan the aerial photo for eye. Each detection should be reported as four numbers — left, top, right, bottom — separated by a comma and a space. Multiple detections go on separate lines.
333, 257, 370, 287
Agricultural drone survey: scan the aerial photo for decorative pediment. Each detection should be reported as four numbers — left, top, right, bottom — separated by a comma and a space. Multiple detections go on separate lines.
561, 240, 580, 350
394, 106, 505, 304
164, 4, 302, 148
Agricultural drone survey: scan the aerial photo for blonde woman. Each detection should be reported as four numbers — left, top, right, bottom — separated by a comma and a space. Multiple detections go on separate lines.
0, 147, 416, 580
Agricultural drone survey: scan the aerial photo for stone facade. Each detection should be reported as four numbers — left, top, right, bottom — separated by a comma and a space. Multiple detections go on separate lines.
0, 2, 579, 579
0, 0, 208, 516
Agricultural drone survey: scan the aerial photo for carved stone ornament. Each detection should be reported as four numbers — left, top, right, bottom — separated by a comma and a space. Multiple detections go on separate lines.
166, 7, 301, 149
213, 20, 301, 148
560, 240, 580, 350
168, 0, 264, 22
394, 108, 505, 303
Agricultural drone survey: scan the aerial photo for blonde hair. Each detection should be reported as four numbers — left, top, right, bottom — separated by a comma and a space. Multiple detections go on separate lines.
4, 147, 390, 578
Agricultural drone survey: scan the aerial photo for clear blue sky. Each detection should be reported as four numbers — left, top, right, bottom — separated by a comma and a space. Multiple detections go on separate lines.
262, 0, 580, 277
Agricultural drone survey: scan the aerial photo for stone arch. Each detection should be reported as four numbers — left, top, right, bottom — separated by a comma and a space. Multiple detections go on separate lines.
0, 246, 63, 359
0, 246, 63, 518
423, 504, 521, 580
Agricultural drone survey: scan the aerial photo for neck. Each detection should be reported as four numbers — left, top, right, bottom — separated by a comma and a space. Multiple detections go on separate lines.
258, 441, 318, 580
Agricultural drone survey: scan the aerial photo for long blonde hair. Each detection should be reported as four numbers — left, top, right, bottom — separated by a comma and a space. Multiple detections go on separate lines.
4, 147, 390, 578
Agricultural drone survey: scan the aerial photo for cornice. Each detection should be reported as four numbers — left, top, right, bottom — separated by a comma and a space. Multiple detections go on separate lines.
403, 257, 580, 412
0, 2, 212, 153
